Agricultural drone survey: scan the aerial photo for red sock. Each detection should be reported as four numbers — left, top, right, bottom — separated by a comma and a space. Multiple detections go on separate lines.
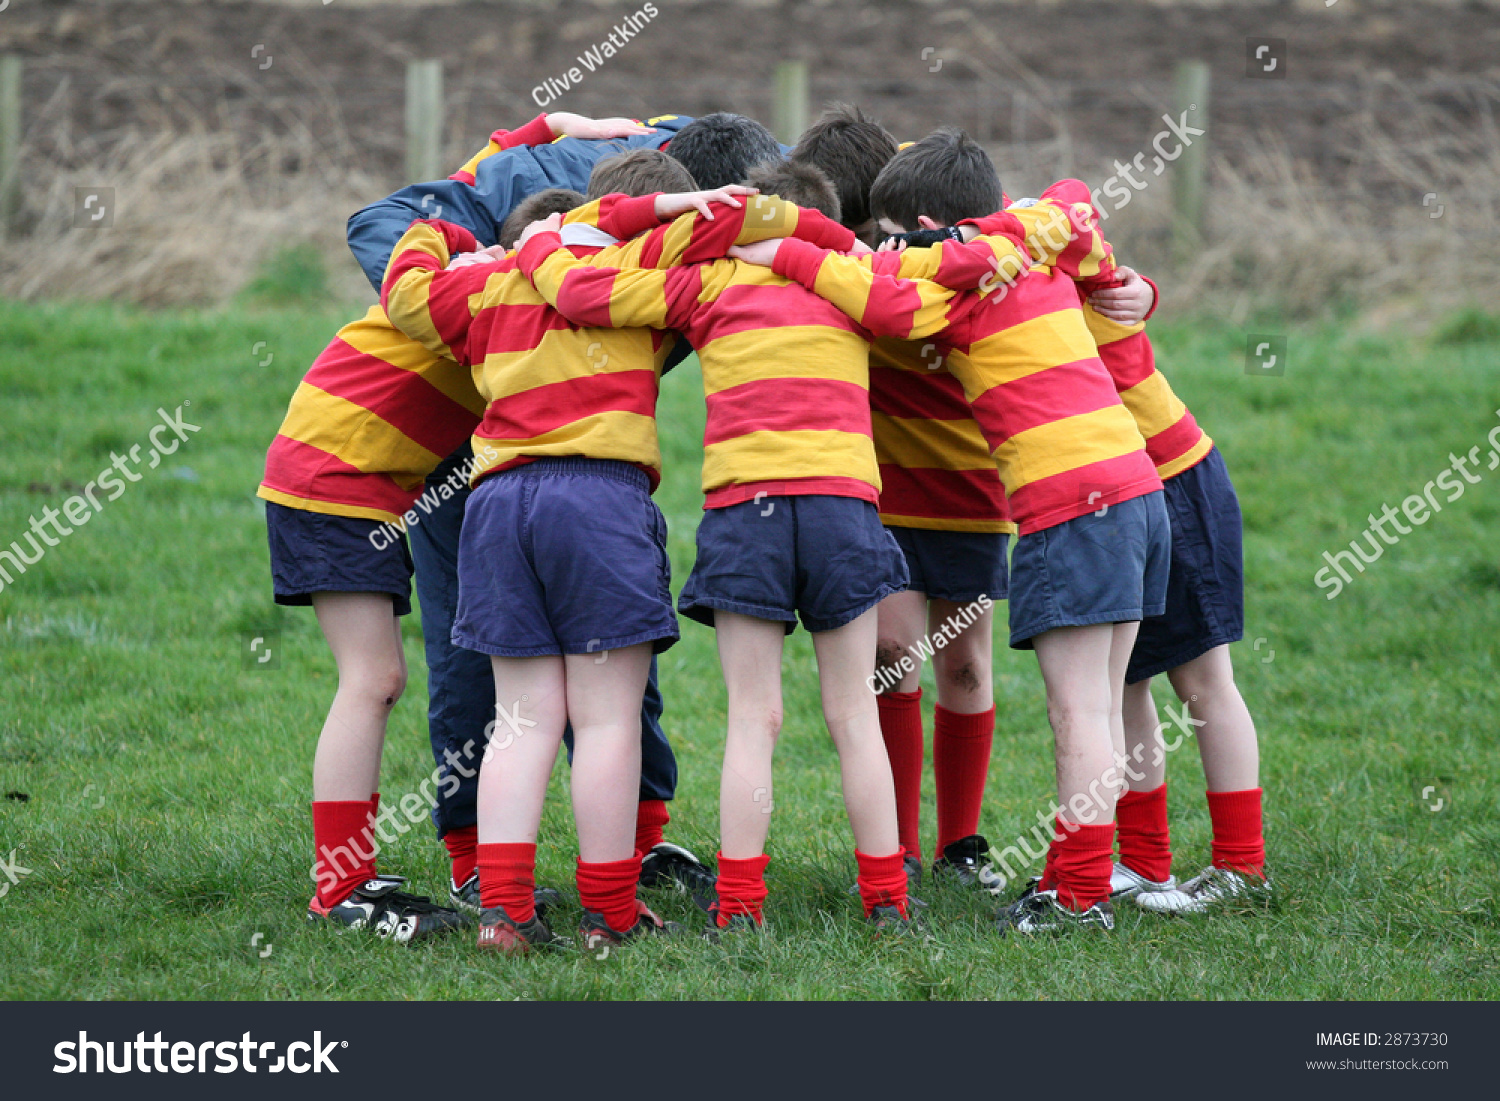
1207, 788, 1265, 877
1047, 817, 1115, 911
933, 704, 994, 860
715, 852, 770, 927
855, 849, 909, 918
576, 855, 643, 933
311, 799, 378, 908
1116, 784, 1172, 883
876, 689, 924, 861
444, 825, 478, 888
477, 842, 536, 922
634, 799, 670, 856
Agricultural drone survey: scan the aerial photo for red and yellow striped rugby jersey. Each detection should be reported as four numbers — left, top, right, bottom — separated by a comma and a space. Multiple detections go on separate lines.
518, 235, 884, 508
770, 241, 1162, 535
259, 117, 562, 523
382, 219, 672, 489
257, 305, 487, 523
966, 181, 1213, 480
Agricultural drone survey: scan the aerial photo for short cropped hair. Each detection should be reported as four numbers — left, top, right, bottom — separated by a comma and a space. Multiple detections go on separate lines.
665, 112, 781, 189
499, 188, 586, 249
869, 126, 1003, 230
790, 103, 898, 231
745, 158, 841, 223
586, 148, 697, 201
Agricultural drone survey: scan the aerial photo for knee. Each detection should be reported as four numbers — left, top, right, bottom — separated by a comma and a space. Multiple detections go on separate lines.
1169, 661, 1236, 705
937, 657, 986, 698
1046, 693, 1111, 731
875, 637, 910, 674
347, 665, 407, 709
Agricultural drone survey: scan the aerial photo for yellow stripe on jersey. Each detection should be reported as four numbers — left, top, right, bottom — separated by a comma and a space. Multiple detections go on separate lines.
871, 413, 997, 470
279, 383, 440, 483
703, 429, 880, 494
959, 310, 1103, 398
993, 405, 1145, 493
1119, 371, 1189, 441
698, 328, 871, 395
471, 411, 663, 478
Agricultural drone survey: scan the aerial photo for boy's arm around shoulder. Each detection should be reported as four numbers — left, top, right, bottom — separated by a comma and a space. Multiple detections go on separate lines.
381, 219, 485, 361
517, 230, 688, 332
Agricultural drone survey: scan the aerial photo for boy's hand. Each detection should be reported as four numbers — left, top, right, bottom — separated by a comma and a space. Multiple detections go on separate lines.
727, 239, 783, 267
516, 213, 564, 250
446, 243, 509, 270
654, 186, 759, 221
1088, 266, 1155, 325
545, 113, 656, 141
846, 238, 874, 256
875, 237, 908, 253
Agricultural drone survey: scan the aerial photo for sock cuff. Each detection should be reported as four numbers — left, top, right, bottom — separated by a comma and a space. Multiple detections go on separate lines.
1053, 816, 1117, 848
442, 824, 478, 858
877, 689, 922, 711
855, 849, 906, 875
636, 798, 671, 830
478, 841, 537, 869
717, 852, 771, 878
933, 704, 996, 736
1117, 783, 1167, 809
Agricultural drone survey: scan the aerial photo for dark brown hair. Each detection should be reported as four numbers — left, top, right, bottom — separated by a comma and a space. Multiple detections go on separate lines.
586, 149, 696, 202
745, 158, 841, 222
499, 188, 586, 249
790, 103, 898, 231
665, 112, 780, 190
869, 126, 1002, 231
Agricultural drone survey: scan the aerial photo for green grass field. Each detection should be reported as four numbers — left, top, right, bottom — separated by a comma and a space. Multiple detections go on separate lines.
1, 298, 1497, 1000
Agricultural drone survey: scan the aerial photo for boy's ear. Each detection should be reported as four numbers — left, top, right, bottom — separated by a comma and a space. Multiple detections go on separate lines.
916, 215, 944, 231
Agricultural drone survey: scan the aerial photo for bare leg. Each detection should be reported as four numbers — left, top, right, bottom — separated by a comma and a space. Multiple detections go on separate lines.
875, 588, 928, 693
564, 643, 652, 863
929, 598, 993, 713
477, 656, 567, 845
716, 613, 786, 860
311, 592, 407, 802
813, 607, 901, 856
1122, 677, 1167, 791
1031, 623, 1129, 823
1166, 644, 1259, 792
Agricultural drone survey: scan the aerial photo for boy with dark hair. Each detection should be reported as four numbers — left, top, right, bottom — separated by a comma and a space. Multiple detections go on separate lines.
790, 102, 899, 240
587, 149, 697, 200
664, 111, 784, 190
731, 131, 1170, 935
511, 168, 924, 933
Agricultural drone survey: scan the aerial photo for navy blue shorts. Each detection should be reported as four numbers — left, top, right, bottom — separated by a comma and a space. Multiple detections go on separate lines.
1126, 447, 1245, 683
890, 526, 1010, 602
266, 501, 413, 616
1007, 490, 1171, 649
453, 458, 679, 657
679, 494, 909, 634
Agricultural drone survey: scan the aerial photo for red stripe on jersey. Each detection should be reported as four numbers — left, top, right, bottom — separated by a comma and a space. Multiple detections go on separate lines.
1144, 408, 1205, 468
877, 464, 1009, 525
868, 364, 968, 422
1099, 329, 1157, 389
476, 369, 659, 440
703, 377, 872, 445
1005, 450, 1162, 535
468, 300, 574, 353
687, 280, 864, 345
304, 339, 480, 456
967, 357, 1127, 446
262, 435, 421, 515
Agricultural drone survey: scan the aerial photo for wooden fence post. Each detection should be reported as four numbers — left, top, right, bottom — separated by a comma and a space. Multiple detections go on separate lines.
1172, 60, 1210, 260
773, 60, 808, 146
405, 59, 444, 183
0, 55, 22, 236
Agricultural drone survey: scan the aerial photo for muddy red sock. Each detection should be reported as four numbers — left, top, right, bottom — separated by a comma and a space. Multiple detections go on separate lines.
1207, 788, 1265, 877
1116, 784, 1172, 882
444, 825, 478, 888
933, 704, 994, 859
477, 842, 536, 921
876, 689, 924, 860
855, 849, 909, 918
311, 799, 378, 908
715, 852, 770, 927
1048, 817, 1115, 911
634, 799, 670, 856
577, 855, 643, 933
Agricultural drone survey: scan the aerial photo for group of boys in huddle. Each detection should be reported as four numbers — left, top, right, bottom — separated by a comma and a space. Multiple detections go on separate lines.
259, 103, 1270, 953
